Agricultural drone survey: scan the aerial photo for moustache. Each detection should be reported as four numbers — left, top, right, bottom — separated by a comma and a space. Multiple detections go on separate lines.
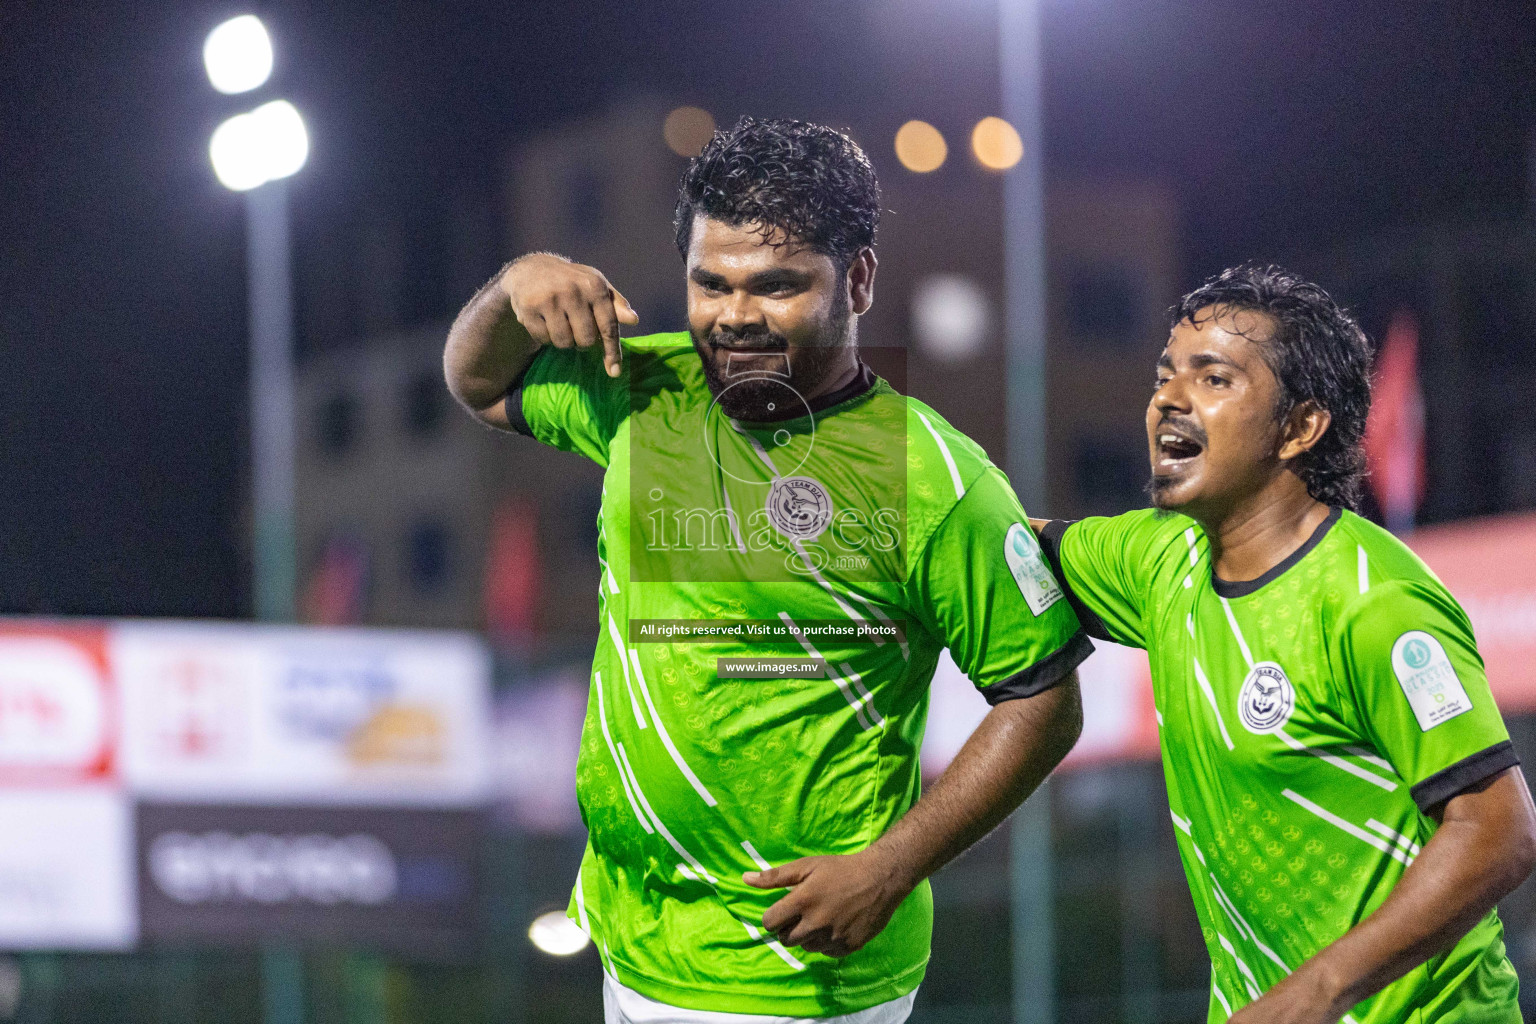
707, 328, 789, 352
1155, 415, 1208, 448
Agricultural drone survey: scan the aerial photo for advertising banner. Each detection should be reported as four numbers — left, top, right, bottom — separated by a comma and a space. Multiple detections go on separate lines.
0, 617, 492, 951
491, 666, 587, 834
115, 623, 492, 806
136, 803, 481, 956
0, 788, 135, 949
921, 641, 1157, 777
0, 623, 115, 783
1408, 512, 1536, 712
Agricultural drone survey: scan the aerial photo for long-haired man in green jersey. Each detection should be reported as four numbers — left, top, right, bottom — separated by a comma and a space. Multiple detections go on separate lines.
1035, 265, 1536, 1023
445, 118, 1091, 1023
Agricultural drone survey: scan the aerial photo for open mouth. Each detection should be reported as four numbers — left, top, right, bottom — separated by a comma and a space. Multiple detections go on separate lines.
1154, 428, 1204, 468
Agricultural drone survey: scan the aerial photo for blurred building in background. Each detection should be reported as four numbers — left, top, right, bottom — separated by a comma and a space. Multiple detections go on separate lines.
1309, 217, 1536, 524
294, 100, 1178, 644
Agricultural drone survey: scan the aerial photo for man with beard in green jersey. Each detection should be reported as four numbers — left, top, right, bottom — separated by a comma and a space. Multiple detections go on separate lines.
1034, 264, 1536, 1023
445, 118, 1092, 1022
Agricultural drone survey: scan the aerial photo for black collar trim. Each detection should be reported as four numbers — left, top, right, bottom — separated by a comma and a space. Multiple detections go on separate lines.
733, 362, 876, 424
1211, 506, 1342, 599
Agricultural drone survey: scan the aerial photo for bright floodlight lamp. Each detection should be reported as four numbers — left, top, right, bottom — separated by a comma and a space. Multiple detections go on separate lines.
210, 100, 308, 192
528, 911, 590, 956
204, 15, 274, 95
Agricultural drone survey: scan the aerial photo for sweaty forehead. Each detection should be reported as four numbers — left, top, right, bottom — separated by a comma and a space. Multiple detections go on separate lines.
1160, 305, 1277, 368
687, 216, 830, 275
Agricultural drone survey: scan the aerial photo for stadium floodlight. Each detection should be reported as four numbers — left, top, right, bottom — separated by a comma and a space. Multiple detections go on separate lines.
209, 100, 309, 192
204, 15, 274, 95
528, 911, 590, 956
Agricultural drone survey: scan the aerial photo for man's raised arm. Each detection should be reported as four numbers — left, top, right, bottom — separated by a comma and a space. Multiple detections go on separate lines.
443, 253, 638, 430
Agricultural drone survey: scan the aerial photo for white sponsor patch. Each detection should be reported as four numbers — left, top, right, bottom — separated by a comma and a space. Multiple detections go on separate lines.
1004, 523, 1064, 616
1237, 662, 1294, 734
765, 476, 832, 542
1391, 631, 1472, 731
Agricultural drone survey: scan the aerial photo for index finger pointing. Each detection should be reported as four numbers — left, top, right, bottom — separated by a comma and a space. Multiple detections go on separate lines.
592, 297, 623, 379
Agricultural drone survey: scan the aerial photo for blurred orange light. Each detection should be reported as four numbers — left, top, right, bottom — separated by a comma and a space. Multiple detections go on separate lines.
894, 120, 947, 173
664, 106, 716, 157
971, 117, 1023, 171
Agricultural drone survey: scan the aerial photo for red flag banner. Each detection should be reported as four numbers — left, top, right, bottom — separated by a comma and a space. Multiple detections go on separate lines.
300, 535, 370, 626
1364, 311, 1426, 532
483, 496, 541, 643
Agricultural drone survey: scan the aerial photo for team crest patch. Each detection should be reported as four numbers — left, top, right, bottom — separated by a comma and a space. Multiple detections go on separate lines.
1004, 523, 1064, 616
766, 476, 832, 542
1237, 662, 1294, 734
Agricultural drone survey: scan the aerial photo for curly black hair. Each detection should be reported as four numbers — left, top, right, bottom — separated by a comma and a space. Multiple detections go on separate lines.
1173, 264, 1373, 510
673, 117, 880, 271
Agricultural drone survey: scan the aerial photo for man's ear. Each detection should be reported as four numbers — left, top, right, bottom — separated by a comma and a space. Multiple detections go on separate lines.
848, 248, 877, 315
1278, 400, 1331, 462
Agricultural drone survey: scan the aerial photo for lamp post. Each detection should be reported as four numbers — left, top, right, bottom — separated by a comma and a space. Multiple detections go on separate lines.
999, 2, 1054, 1023
205, 16, 307, 622
204, 16, 308, 1024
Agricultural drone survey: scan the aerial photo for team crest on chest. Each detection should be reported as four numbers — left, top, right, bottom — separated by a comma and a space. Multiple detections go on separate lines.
766, 475, 832, 541
1237, 661, 1294, 734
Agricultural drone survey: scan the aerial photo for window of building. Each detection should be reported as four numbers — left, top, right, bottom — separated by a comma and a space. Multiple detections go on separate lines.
403, 370, 447, 438
1066, 265, 1144, 348
406, 519, 452, 595
317, 390, 359, 458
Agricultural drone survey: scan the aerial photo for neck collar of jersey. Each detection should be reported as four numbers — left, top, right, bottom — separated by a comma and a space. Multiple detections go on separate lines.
731, 361, 876, 425
1210, 505, 1342, 599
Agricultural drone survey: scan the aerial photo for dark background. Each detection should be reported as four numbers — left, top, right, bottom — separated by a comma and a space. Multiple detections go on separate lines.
1, 0, 1532, 616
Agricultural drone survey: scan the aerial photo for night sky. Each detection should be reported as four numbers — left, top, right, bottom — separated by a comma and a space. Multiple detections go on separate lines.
1, 0, 1532, 618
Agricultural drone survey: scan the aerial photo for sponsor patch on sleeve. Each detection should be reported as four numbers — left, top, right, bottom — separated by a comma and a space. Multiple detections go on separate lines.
1391, 630, 1472, 731
1005, 523, 1064, 616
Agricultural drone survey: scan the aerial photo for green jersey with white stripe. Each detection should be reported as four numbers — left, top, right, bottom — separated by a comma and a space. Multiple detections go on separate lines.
506, 334, 1089, 1016
1044, 507, 1521, 1023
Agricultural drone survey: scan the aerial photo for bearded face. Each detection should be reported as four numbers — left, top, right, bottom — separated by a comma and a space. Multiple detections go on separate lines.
685, 216, 861, 422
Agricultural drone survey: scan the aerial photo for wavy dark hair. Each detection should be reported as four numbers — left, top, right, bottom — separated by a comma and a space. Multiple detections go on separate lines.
673, 117, 880, 270
1173, 264, 1373, 510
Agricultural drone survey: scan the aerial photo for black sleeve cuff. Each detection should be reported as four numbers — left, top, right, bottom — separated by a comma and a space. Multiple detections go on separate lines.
1410, 741, 1521, 813
504, 388, 533, 437
502, 353, 543, 438
980, 629, 1094, 705
1039, 520, 1114, 643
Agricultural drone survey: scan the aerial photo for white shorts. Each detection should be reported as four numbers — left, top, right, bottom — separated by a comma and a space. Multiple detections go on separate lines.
602, 976, 917, 1024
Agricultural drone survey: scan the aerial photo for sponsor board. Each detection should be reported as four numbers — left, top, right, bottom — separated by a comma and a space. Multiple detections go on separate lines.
0, 618, 494, 951
1408, 512, 1536, 712
490, 669, 587, 834
115, 623, 492, 805
919, 640, 1158, 777
0, 624, 115, 782
137, 803, 481, 955
0, 788, 135, 949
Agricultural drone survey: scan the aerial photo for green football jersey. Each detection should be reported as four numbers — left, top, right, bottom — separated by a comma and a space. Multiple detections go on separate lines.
1043, 507, 1521, 1023
507, 334, 1089, 1016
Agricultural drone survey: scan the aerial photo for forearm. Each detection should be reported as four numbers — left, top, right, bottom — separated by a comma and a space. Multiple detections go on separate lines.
1244, 768, 1536, 1022
868, 676, 1082, 888
443, 261, 540, 421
